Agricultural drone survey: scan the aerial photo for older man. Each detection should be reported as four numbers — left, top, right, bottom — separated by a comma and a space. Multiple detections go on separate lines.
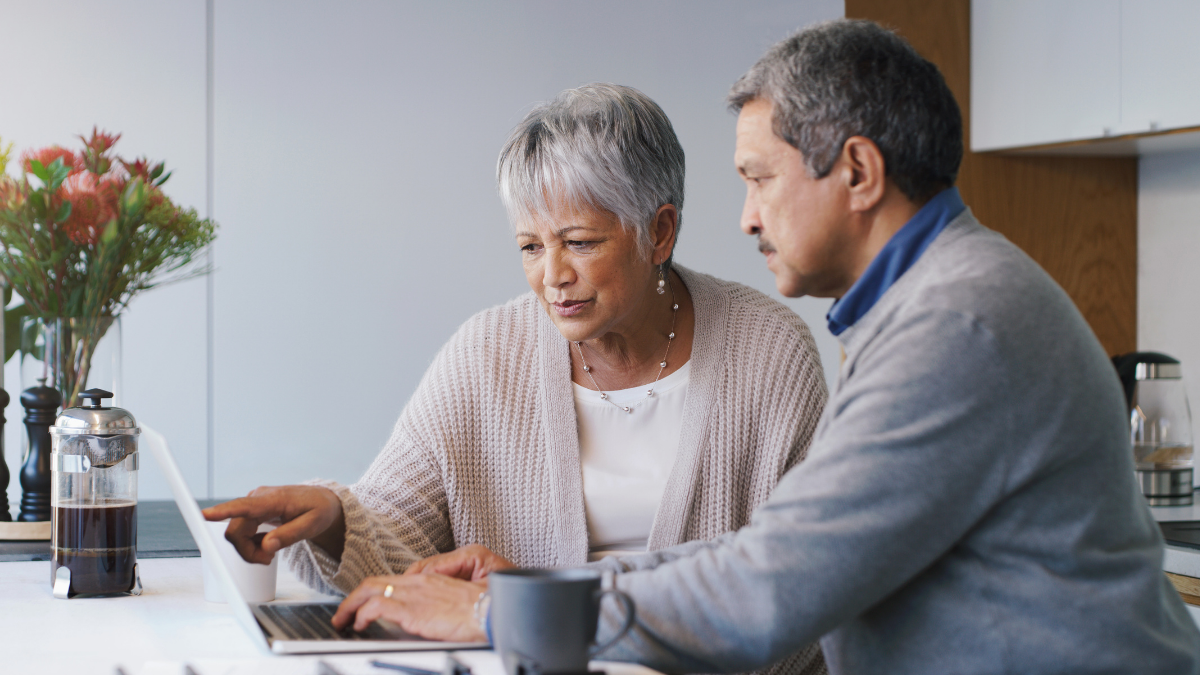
333, 19, 1200, 674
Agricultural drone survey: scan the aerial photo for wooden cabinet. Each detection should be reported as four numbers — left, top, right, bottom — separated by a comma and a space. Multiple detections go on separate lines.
848, 0, 1137, 357
972, 0, 1200, 153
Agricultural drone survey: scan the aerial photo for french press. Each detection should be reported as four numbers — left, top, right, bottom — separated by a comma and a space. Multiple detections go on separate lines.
50, 388, 142, 598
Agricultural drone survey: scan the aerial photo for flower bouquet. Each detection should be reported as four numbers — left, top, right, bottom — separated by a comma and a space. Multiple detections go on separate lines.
0, 129, 216, 407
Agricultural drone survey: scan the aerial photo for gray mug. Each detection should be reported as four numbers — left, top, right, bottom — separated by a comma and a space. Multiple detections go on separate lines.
488, 568, 636, 675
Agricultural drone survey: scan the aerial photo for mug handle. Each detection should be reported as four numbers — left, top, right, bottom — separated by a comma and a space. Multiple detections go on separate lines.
588, 588, 637, 658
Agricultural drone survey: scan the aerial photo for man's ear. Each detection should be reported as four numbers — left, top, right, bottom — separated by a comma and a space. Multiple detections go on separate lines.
840, 136, 887, 213
651, 204, 679, 265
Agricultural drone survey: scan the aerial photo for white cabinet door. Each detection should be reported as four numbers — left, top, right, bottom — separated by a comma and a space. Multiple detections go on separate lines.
972, 0, 1121, 151
1120, 0, 1200, 135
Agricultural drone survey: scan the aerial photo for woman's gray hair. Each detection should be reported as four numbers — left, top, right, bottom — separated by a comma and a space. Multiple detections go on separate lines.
728, 19, 962, 204
497, 83, 685, 263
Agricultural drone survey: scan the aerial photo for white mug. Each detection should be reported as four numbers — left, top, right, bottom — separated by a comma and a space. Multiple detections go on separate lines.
202, 519, 278, 603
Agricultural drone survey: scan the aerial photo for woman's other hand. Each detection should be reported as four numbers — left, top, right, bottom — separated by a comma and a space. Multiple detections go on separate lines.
201, 485, 345, 564
332, 573, 488, 642
404, 544, 516, 581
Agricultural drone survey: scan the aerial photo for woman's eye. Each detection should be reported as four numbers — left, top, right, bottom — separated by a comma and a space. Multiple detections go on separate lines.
567, 240, 597, 252
520, 243, 541, 254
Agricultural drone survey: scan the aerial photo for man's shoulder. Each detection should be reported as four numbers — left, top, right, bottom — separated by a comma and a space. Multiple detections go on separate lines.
851, 209, 1114, 403
887, 211, 1076, 331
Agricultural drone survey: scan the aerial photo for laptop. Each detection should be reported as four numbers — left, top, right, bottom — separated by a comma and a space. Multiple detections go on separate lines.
143, 424, 490, 655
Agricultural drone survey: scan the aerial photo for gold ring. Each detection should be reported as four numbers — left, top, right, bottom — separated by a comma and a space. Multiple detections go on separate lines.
383, 584, 394, 599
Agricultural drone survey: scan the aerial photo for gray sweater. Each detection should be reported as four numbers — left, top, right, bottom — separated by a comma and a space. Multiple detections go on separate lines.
592, 211, 1200, 674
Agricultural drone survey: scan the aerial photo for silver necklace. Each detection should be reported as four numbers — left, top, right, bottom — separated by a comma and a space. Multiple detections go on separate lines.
575, 286, 678, 414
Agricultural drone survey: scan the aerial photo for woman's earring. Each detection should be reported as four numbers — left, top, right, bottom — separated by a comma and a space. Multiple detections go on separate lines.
656, 264, 667, 295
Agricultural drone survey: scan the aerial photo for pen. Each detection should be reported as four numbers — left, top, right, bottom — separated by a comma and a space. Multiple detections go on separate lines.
319, 660, 348, 675
369, 661, 440, 675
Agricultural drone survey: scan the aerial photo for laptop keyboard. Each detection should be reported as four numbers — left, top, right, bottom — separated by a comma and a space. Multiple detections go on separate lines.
260, 603, 391, 641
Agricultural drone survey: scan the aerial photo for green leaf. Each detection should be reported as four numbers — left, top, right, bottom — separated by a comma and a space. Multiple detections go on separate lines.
55, 200, 72, 223
4, 302, 31, 365
121, 176, 145, 213
27, 159, 49, 183
66, 285, 83, 314
101, 218, 119, 244
44, 157, 71, 192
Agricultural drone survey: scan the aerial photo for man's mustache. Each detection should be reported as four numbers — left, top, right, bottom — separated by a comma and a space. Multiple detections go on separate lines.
757, 238, 776, 254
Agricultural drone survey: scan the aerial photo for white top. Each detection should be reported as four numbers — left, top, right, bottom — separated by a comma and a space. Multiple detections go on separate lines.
574, 361, 691, 560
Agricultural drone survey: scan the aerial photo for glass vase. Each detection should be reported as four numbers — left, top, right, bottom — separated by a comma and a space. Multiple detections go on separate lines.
20, 315, 123, 411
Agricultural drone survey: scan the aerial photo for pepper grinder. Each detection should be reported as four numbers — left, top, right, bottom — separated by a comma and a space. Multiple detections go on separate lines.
0, 388, 11, 521
18, 383, 60, 522
0, 298, 9, 521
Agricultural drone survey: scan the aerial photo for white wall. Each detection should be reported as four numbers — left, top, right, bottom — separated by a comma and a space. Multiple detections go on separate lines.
1, 0, 843, 508
0, 1, 209, 511
1138, 150, 1200, 439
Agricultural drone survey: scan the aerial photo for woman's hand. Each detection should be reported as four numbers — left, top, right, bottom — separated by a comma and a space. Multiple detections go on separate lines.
332, 573, 488, 642
404, 544, 517, 581
201, 485, 345, 564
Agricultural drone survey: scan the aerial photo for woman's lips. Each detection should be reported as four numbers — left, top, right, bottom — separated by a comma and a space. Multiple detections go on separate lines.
552, 299, 590, 317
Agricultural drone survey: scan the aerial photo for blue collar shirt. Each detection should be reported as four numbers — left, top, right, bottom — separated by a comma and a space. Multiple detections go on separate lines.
827, 186, 966, 336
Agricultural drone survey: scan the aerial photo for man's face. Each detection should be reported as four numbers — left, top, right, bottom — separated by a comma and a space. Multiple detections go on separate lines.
735, 98, 855, 299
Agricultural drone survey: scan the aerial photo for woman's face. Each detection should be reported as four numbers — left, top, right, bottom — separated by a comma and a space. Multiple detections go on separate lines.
517, 204, 657, 343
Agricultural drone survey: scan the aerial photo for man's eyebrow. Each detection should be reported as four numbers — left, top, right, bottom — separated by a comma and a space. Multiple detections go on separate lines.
736, 157, 765, 174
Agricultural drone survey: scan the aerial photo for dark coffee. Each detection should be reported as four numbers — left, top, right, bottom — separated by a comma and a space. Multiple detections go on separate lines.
52, 500, 137, 596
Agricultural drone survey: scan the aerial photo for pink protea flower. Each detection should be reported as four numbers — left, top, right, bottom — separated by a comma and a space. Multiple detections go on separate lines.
61, 173, 118, 245
79, 127, 122, 175
80, 127, 120, 154
120, 156, 170, 187
0, 178, 24, 210
121, 157, 153, 181
21, 145, 81, 175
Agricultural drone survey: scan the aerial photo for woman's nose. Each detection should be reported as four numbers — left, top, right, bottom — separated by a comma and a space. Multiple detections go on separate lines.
542, 246, 574, 288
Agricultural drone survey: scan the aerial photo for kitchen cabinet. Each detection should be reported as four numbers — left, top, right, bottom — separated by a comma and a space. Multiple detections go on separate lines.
972, 0, 1200, 154
1120, 1, 1200, 136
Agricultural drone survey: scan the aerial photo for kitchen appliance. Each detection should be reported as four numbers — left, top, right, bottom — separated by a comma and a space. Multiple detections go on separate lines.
49, 388, 142, 598
1113, 352, 1195, 506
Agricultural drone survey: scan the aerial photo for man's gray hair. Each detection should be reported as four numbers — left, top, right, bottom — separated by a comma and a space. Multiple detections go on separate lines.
729, 19, 962, 203
497, 83, 685, 262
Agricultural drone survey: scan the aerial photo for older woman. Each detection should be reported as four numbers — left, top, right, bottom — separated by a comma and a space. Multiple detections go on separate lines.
204, 85, 826, 634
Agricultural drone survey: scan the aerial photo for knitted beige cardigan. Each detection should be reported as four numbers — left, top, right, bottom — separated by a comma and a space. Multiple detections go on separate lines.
286, 265, 827, 596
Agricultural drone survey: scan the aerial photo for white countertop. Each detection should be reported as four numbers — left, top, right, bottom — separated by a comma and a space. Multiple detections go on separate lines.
0, 556, 660, 675
1149, 498, 1200, 627
9, 499, 1198, 673
3, 556, 324, 673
